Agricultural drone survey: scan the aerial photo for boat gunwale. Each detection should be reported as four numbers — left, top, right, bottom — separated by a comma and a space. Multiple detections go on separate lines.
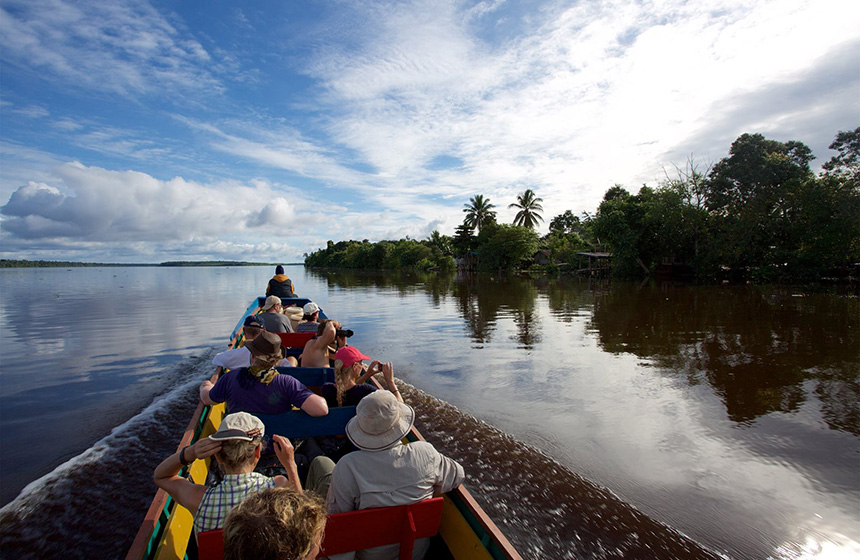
125, 399, 207, 560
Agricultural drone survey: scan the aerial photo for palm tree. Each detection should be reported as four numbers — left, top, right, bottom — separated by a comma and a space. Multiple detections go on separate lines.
463, 195, 497, 233
509, 189, 544, 229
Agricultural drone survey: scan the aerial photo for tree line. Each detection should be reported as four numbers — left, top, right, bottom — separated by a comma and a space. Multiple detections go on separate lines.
305, 128, 859, 281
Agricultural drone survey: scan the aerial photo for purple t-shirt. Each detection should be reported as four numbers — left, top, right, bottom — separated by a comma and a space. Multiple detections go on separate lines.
208, 368, 314, 415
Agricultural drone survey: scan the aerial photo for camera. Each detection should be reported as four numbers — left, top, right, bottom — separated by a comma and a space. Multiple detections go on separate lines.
336, 328, 354, 338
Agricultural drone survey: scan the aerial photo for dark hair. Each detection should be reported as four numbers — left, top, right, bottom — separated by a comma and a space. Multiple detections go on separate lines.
275, 265, 285, 275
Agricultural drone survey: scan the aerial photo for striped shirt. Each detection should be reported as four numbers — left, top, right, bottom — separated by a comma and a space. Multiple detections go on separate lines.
193, 472, 276, 533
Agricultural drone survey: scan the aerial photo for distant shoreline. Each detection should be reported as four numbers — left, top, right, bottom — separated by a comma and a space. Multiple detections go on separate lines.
0, 259, 304, 268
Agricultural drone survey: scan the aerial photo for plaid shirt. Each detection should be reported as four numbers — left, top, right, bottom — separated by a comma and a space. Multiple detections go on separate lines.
193, 472, 276, 533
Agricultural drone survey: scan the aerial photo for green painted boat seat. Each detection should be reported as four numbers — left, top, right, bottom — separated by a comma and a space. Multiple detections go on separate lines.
255, 405, 356, 439
196, 497, 443, 560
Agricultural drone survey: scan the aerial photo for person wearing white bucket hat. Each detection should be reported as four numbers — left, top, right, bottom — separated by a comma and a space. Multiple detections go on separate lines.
326, 391, 465, 559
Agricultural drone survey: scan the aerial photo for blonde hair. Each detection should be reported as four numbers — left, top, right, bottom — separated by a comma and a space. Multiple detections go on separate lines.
223, 487, 326, 560
216, 438, 261, 470
333, 358, 356, 407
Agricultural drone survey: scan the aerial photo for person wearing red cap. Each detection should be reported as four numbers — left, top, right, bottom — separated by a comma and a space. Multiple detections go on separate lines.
322, 346, 403, 408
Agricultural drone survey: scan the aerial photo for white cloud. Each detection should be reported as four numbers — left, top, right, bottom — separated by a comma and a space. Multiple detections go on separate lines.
0, 162, 297, 242
290, 0, 860, 228
0, 0, 219, 98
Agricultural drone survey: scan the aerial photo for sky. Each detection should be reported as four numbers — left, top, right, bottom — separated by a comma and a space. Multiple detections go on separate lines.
0, 0, 858, 263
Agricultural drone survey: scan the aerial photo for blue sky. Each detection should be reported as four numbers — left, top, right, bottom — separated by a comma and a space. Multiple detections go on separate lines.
1, 0, 858, 263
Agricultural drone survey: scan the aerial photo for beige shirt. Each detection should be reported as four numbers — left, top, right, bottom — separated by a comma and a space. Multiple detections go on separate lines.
326, 441, 464, 560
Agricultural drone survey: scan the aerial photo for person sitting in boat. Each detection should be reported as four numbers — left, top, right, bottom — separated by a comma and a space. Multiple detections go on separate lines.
322, 346, 404, 408
223, 487, 326, 560
199, 330, 328, 417
212, 315, 297, 378
258, 295, 294, 333
266, 265, 296, 299
326, 391, 465, 559
300, 319, 345, 367
153, 412, 333, 534
295, 301, 322, 333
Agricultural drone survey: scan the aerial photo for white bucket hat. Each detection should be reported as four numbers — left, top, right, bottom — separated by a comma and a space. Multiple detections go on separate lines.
346, 391, 414, 451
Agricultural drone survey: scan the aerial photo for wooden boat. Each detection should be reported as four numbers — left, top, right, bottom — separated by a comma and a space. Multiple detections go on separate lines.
126, 296, 523, 560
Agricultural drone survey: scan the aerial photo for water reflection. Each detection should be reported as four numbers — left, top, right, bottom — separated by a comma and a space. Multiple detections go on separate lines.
310, 268, 859, 438
308, 268, 859, 558
587, 284, 860, 436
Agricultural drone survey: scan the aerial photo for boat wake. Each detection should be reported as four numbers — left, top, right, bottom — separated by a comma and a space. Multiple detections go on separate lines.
0, 351, 216, 559
399, 382, 726, 560
1, 354, 723, 560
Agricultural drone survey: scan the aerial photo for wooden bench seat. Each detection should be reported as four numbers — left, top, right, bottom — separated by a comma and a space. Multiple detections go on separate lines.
197, 497, 444, 560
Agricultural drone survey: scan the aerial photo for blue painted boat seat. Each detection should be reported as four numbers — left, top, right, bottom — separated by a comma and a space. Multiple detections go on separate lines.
276, 366, 334, 387
255, 406, 356, 439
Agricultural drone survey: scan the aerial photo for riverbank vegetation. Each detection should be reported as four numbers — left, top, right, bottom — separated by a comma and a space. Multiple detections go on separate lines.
306, 129, 859, 282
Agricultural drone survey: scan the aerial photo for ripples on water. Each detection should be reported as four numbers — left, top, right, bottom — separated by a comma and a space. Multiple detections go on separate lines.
1, 267, 857, 560
0, 354, 212, 558
0, 356, 720, 560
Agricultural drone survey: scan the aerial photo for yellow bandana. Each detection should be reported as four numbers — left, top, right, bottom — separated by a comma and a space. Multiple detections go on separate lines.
248, 365, 279, 385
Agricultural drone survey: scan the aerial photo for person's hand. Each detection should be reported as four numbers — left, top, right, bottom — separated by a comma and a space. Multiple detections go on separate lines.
189, 437, 222, 461
273, 435, 295, 466
367, 360, 382, 376
382, 362, 394, 382
200, 380, 214, 390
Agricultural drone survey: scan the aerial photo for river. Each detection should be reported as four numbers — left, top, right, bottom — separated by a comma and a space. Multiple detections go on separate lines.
0, 266, 857, 559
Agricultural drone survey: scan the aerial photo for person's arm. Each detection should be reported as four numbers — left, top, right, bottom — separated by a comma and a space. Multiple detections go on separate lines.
319, 320, 338, 347
300, 393, 329, 417
325, 462, 360, 514
354, 360, 380, 385
199, 380, 216, 405
432, 447, 465, 495
153, 437, 222, 515
212, 366, 224, 380
381, 362, 404, 403
272, 435, 302, 493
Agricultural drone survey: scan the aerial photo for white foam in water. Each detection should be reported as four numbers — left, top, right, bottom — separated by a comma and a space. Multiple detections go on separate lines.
0, 349, 217, 514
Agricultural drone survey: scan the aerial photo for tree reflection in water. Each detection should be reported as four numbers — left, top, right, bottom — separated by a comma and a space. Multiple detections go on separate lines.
587, 283, 859, 436
310, 268, 859, 437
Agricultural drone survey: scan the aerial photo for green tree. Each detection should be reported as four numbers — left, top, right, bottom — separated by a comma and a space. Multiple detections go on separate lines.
508, 188, 544, 229
452, 223, 475, 256
476, 223, 539, 271
425, 230, 452, 255
548, 210, 581, 235
463, 194, 497, 233
705, 133, 815, 277
822, 127, 860, 185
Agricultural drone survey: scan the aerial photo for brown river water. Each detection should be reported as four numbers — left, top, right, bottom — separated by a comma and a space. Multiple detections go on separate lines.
0, 266, 857, 559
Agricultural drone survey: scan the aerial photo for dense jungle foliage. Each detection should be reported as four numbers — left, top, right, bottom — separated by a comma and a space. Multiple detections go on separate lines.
305, 129, 859, 282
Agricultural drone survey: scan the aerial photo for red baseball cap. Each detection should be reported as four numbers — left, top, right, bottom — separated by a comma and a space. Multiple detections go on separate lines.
335, 346, 371, 368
